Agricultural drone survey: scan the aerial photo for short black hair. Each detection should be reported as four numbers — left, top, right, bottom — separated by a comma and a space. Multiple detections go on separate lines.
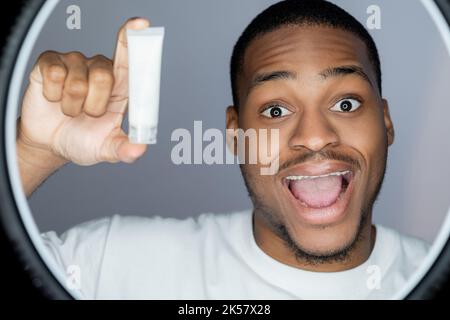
230, 0, 382, 109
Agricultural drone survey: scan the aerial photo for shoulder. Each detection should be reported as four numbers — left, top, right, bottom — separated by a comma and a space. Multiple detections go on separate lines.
375, 224, 431, 273
41, 216, 113, 261
106, 209, 252, 243
99, 210, 252, 273
41, 217, 114, 299
42, 209, 251, 251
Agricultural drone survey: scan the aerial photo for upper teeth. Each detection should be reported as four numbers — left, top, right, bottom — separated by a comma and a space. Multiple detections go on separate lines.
285, 170, 350, 181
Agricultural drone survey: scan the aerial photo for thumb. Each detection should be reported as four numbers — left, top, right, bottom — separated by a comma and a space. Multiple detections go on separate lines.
102, 129, 148, 163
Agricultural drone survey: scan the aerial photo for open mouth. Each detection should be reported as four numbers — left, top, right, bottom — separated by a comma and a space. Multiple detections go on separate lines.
282, 168, 355, 225
286, 170, 352, 209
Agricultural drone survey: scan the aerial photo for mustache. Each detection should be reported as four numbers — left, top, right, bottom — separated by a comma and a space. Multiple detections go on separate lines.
278, 149, 361, 173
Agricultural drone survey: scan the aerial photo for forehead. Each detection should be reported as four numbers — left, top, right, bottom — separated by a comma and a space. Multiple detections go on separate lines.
241, 25, 375, 86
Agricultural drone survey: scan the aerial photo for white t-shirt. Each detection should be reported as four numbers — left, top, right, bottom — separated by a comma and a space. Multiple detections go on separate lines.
41, 209, 430, 299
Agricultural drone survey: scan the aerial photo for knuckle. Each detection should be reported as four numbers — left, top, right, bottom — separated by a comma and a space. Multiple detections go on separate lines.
65, 51, 86, 61
91, 54, 112, 63
90, 69, 114, 86
38, 50, 58, 61
46, 65, 66, 82
65, 80, 88, 97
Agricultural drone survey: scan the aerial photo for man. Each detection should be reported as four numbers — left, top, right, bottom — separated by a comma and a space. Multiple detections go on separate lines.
17, 0, 429, 299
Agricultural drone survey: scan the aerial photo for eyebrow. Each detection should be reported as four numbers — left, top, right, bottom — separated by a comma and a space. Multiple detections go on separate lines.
248, 70, 297, 91
319, 65, 373, 87
247, 64, 373, 96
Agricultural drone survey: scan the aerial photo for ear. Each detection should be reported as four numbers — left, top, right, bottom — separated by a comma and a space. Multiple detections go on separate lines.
382, 99, 395, 146
226, 105, 239, 156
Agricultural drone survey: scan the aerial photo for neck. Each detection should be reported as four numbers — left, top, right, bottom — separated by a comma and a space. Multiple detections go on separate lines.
252, 211, 376, 272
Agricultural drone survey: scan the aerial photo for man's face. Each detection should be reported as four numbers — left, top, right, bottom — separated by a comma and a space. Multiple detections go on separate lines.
227, 25, 394, 262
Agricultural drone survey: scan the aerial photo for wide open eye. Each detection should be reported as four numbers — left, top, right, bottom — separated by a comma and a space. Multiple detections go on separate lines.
261, 104, 292, 118
330, 98, 362, 113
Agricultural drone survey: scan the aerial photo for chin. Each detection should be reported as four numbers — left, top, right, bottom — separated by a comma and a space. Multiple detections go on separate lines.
291, 221, 361, 257
277, 198, 367, 258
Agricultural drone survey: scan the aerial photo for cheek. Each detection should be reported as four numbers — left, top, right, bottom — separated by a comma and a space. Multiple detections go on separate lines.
335, 107, 387, 154
241, 163, 278, 205
335, 111, 388, 190
238, 121, 282, 169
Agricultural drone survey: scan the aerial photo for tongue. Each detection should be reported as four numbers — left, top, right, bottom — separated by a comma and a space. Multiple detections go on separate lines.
289, 175, 343, 208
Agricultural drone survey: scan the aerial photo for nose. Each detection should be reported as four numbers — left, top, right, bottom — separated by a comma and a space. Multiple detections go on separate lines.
288, 109, 339, 152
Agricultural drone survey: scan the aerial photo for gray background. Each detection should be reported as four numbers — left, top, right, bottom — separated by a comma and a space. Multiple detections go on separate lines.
18, 0, 450, 243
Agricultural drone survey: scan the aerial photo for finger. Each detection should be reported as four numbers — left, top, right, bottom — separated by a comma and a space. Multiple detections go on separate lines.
34, 51, 67, 102
84, 55, 114, 117
60, 52, 89, 117
109, 17, 150, 112
100, 128, 148, 163
113, 17, 150, 74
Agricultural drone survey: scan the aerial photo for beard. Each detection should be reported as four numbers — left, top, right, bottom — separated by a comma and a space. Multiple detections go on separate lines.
239, 148, 388, 266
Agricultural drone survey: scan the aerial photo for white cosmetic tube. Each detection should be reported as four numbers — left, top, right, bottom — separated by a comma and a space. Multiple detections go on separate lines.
127, 27, 165, 144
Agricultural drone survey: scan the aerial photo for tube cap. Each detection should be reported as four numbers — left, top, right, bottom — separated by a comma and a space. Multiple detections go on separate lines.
129, 125, 157, 144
